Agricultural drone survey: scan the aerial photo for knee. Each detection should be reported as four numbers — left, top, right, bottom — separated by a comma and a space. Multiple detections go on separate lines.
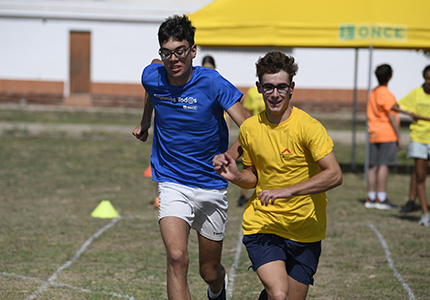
167, 248, 189, 270
267, 288, 288, 300
415, 172, 426, 184
199, 264, 223, 285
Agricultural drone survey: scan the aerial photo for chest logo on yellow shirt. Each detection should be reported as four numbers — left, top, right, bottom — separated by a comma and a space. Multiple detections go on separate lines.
281, 148, 291, 159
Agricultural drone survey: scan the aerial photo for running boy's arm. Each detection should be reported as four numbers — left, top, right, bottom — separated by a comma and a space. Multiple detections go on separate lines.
132, 92, 153, 142
213, 152, 257, 189
223, 101, 250, 160
258, 151, 342, 206
132, 59, 163, 142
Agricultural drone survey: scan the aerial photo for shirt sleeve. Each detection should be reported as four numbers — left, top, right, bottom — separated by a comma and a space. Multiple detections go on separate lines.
213, 72, 243, 111
304, 120, 334, 162
397, 89, 417, 112
239, 121, 253, 166
380, 90, 397, 114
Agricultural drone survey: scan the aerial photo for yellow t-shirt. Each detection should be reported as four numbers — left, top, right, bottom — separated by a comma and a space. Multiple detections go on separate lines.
397, 87, 430, 144
242, 86, 265, 116
239, 107, 334, 243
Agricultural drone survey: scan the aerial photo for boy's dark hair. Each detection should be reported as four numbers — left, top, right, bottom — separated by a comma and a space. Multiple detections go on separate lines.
375, 64, 392, 85
423, 65, 430, 77
158, 15, 195, 47
202, 55, 216, 68
256, 51, 298, 82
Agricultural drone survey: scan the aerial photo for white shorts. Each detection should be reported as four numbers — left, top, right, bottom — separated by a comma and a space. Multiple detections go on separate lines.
157, 182, 228, 241
408, 141, 430, 160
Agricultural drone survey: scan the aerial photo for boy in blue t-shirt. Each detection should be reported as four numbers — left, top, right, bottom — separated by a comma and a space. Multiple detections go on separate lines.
132, 15, 248, 300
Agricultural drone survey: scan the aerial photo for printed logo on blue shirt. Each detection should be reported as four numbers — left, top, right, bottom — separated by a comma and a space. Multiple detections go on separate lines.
183, 105, 197, 110
154, 94, 198, 110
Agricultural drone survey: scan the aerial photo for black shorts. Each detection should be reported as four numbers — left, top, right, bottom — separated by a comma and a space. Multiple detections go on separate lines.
243, 233, 321, 285
369, 142, 397, 166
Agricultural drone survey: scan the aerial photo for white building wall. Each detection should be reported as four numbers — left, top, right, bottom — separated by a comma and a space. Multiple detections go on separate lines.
197, 47, 430, 99
91, 22, 159, 83
0, 0, 429, 100
0, 18, 68, 81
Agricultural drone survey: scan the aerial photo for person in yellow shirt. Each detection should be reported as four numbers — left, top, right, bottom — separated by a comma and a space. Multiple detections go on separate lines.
392, 65, 430, 226
213, 51, 342, 300
242, 86, 266, 116
365, 64, 401, 209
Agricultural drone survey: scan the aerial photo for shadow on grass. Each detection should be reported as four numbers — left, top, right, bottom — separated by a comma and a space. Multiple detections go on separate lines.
357, 198, 424, 222
396, 214, 421, 222
356, 197, 429, 225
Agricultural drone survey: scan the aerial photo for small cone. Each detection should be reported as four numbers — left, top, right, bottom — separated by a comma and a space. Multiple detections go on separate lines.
153, 197, 160, 209
143, 165, 152, 178
91, 200, 119, 219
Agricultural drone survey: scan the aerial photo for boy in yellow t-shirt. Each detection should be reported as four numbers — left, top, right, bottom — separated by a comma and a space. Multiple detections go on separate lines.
213, 51, 342, 300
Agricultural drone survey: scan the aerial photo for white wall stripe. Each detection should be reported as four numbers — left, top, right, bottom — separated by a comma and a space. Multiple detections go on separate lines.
368, 224, 416, 300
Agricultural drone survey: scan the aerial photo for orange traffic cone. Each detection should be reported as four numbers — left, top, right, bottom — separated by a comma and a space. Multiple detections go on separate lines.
153, 197, 160, 209
143, 165, 152, 178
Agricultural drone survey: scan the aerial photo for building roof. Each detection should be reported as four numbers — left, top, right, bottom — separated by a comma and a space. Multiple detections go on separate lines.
0, 0, 213, 22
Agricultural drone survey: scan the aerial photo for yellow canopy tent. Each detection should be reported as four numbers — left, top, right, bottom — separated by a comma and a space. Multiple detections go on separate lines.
188, 0, 430, 50
189, 0, 430, 174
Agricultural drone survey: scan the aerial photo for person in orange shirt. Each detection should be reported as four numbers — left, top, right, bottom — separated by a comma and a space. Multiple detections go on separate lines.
365, 64, 401, 209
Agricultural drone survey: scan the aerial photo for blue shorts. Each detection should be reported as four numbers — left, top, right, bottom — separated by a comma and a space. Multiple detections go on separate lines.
243, 233, 321, 285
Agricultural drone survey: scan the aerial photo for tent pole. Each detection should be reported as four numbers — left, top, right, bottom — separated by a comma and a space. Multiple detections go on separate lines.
364, 46, 373, 180
351, 48, 358, 172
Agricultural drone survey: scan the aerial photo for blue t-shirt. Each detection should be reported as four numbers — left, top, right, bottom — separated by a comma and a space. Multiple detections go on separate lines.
141, 64, 243, 189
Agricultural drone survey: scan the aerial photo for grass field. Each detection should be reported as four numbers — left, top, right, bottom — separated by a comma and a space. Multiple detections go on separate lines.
0, 106, 429, 299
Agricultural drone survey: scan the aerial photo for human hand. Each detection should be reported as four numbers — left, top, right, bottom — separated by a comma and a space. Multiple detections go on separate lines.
213, 152, 238, 181
258, 188, 292, 206
132, 123, 149, 142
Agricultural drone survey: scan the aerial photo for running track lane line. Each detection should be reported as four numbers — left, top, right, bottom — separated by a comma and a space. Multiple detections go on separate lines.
24, 216, 135, 300
2, 271, 134, 299
227, 221, 243, 300
368, 224, 415, 300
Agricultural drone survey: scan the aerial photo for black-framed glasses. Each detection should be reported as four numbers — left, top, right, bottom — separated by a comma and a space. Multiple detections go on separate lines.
261, 83, 291, 95
158, 45, 193, 61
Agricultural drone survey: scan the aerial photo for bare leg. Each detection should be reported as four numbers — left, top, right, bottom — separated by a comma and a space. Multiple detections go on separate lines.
198, 233, 225, 295
408, 169, 418, 202
287, 275, 310, 300
257, 261, 288, 300
256, 260, 309, 300
376, 165, 389, 193
160, 217, 191, 300
415, 159, 429, 214
367, 165, 377, 193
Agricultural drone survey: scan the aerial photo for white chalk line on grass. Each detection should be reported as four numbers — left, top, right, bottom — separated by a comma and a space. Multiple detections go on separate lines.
227, 221, 243, 300
368, 224, 415, 300
1, 271, 134, 299
17, 215, 136, 300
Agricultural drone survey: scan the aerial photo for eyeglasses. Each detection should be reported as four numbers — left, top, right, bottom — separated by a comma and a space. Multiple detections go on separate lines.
261, 83, 291, 95
158, 45, 193, 61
